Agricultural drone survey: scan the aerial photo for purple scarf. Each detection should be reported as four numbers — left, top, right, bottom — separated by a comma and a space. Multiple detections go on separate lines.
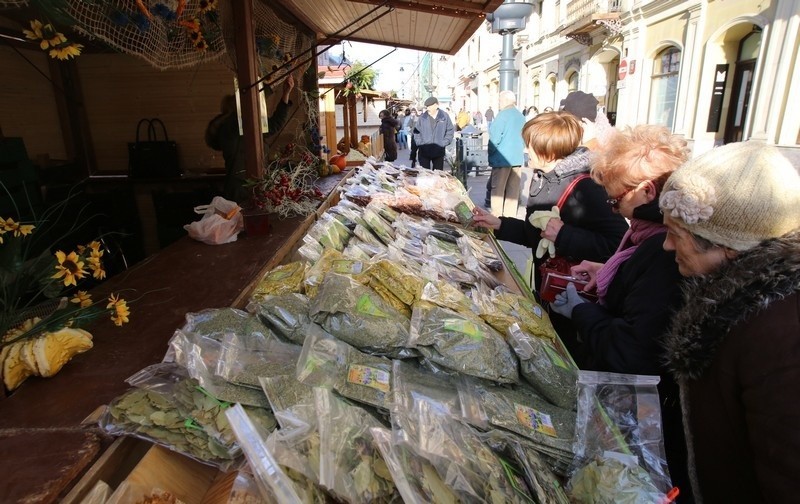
595, 218, 666, 304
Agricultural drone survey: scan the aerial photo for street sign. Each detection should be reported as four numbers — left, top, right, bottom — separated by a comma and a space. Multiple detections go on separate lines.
618, 59, 628, 81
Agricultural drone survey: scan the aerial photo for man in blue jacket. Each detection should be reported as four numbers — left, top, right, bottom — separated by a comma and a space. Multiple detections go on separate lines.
413, 97, 454, 170
487, 90, 526, 216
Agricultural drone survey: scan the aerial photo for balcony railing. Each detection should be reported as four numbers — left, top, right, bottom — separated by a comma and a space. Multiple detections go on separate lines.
567, 0, 621, 22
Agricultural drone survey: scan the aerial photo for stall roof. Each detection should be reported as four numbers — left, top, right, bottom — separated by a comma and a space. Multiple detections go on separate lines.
275, 0, 504, 55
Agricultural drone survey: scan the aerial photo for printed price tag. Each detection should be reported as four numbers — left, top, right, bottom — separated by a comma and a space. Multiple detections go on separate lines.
443, 318, 484, 340
515, 403, 558, 437
356, 294, 389, 318
347, 364, 390, 393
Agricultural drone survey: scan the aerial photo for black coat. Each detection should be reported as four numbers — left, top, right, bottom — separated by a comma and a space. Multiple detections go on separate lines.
380, 116, 401, 162
570, 201, 692, 501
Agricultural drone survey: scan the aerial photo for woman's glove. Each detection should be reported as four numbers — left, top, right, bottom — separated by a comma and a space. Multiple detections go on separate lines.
550, 282, 588, 319
529, 206, 560, 258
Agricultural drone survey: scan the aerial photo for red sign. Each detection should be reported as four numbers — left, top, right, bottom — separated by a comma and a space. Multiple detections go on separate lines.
618, 59, 628, 81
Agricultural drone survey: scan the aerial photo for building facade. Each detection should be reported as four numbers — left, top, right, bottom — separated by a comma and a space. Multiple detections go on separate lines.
450, 0, 800, 163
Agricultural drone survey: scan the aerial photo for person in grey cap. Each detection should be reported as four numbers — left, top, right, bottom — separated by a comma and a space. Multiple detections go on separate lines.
413, 96, 454, 170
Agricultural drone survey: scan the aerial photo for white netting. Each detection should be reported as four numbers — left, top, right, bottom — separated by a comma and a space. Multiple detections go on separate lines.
0, 1, 29, 8
30, 1, 313, 73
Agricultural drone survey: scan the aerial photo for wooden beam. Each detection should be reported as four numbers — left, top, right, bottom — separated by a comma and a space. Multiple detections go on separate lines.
47, 58, 97, 176
347, 0, 483, 19
322, 89, 337, 160
231, 0, 264, 180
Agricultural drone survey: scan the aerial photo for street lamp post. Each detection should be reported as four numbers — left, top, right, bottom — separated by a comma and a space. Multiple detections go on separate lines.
486, 0, 534, 92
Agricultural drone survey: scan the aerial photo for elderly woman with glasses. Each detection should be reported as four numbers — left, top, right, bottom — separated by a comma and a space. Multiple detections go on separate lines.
658, 142, 800, 502
550, 124, 693, 500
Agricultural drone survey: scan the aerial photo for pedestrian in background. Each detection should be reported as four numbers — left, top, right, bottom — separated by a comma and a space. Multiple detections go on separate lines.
379, 109, 401, 162
487, 90, 527, 217
413, 97, 454, 170
485, 106, 494, 127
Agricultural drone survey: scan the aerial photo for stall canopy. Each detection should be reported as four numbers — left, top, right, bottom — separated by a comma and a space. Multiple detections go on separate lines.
275, 0, 505, 54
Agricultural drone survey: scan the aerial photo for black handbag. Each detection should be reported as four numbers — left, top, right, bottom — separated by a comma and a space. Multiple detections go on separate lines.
128, 118, 181, 179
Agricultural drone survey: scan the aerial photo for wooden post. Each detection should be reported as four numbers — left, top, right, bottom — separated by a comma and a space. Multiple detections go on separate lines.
231, 0, 263, 179
48, 58, 96, 177
323, 90, 336, 161
348, 94, 358, 148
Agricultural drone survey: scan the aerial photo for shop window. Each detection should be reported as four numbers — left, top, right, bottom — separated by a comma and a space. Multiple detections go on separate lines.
649, 46, 680, 129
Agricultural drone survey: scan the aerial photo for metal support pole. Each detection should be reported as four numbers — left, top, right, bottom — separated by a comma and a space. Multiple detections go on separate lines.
499, 32, 516, 92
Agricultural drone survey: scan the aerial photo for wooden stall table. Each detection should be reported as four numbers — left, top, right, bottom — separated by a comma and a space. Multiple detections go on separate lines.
0, 173, 349, 504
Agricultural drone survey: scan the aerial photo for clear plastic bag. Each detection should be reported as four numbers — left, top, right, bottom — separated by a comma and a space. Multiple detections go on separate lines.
506, 324, 578, 410
458, 378, 575, 461
217, 336, 301, 389
306, 213, 352, 252
409, 301, 519, 383
250, 261, 307, 301
370, 427, 457, 504
303, 248, 369, 299
99, 363, 243, 470
177, 308, 273, 349
247, 293, 311, 345
296, 325, 393, 410
169, 330, 270, 408
314, 388, 398, 503
225, 404, 305, 504
309, 273, 409, 353
226, 471, 268, 504
418, 280, 477, 317
567, 370, 672, 503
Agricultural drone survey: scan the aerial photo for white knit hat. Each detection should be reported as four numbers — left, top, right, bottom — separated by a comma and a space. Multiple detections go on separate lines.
660, 142, 800, 251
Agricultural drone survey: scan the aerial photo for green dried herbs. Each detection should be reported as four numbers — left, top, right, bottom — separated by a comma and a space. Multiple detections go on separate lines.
250, 293, 311, 345
410, 301, 519, 384
251, 261, 307, 301
310, 273, 409, 353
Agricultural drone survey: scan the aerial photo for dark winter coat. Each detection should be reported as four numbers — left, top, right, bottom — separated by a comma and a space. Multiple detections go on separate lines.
571, 200, 691, 501
663, 230, 800, 503
495, 147, 629, 288
380, 116, 402, 162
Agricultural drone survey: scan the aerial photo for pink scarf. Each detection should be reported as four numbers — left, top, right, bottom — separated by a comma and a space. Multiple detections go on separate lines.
595, 219, 666, 304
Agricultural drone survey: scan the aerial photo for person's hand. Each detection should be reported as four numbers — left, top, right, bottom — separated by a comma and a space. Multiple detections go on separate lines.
550, 282, 588, 319
570, 260, 603, 292
281, 73, 295, 102
471, 206, 501, 230
541, 217, 564, 242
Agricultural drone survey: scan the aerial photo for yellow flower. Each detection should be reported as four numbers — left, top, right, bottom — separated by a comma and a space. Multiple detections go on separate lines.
52, 250, 87, 287
44, 30, 67, 49
1, 217, 35, 237
88, 258, 106, 280
70, 290, 92, 308
199, 0, 217, 14
107, 294, 130, 326
49, 43, 83, 61
88, 241, 102, 253
18, 224, 34, 236
270, 34, 280, 45
22, 20, 44, 41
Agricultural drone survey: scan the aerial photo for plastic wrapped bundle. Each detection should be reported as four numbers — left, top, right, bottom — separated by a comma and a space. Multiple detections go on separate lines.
248, 293, 311, 345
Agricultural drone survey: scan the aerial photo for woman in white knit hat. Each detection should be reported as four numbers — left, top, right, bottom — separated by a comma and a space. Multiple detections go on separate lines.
659, 141, 800, 502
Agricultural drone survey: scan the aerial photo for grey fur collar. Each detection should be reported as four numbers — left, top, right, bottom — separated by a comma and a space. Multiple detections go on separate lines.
663, 230, 800, 381
550, 147, 591, 179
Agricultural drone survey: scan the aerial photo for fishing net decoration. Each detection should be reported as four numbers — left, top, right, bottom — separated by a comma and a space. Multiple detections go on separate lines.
0, 0, 29, 9
28, 0, 313, 75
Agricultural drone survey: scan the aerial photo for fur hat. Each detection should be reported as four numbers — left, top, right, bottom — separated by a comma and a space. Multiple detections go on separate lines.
560, 91, 598, 122
660, 142, 800, 251
424, 96, 438, 107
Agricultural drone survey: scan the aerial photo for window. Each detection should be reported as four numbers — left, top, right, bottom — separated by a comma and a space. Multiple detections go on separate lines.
649, 46, 681, 129
567, 71, 579, 92
533, 80, 540, 109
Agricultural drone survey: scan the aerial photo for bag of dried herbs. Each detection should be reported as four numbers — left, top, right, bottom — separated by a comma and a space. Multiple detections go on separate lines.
567, 371, 672, 503
362, 207, 396, 246
225, 404, 308, 503
314, 388, 398, 503
309, 273, 410, 354
483, 430, 572, 504
296, 325, 393, 410
303, 248, 370, 300
217, 336, 301, 389
419, 280, 477, 317
169, 330, 270, 408
259, 374, 316, 424
370, 427, 458, 504
409, 301, 519, 384
178, 308, 273, 350
100, 363, 273, 470
477, 290, 558, 342
459, 378, 575, 461
390, 360, 462, 448
506, 324, 578, 410
247, 293, 311, 345
406, 400, 536, 503
250, 261, 307, 301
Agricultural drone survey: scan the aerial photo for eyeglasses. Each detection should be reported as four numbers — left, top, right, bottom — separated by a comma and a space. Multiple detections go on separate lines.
606, 187, 634, 208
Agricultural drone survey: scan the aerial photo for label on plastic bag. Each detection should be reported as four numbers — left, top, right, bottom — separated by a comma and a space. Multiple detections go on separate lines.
356, 294, 389, 318
515, 403, 557, 437
544, 345, 569, 370
443, 318, 484, 340
347, 364, 390, 393
332, 259, 363, 274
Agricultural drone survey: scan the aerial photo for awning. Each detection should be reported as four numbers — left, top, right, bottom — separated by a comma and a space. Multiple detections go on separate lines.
275, 0, 505, 55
